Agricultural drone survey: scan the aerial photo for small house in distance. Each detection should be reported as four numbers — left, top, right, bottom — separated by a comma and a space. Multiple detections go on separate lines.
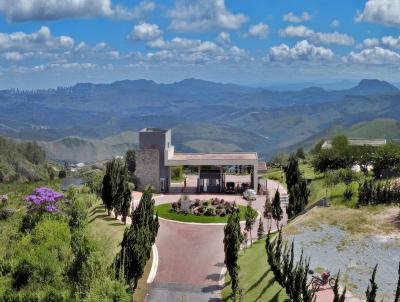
135, 128, 260, 193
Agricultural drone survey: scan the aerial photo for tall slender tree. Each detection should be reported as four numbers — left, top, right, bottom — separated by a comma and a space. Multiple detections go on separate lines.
394, 262, 400, 302
224, 208, 244, 298
366, 265, 378, 302
114, 186, 159, 292
257, 217, 264, 240
272, 190, 283, 228
101, 161, 115, 215
333, 272, 346, 302
244, 202, 257, 247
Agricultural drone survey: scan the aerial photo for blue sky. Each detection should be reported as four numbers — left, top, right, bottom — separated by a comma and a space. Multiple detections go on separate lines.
0, 0, 399, 89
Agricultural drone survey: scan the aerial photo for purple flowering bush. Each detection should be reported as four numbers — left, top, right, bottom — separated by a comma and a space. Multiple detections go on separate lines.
25, 187, 64, 213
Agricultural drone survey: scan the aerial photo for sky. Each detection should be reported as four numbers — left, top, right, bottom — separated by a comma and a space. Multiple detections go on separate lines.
0, 0, 400, 89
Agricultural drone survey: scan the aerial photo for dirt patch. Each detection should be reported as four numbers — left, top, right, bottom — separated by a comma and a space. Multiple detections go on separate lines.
288, 205, 400, 236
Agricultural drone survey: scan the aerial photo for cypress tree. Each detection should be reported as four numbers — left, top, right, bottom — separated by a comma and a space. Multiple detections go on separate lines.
114, 185, 159, 292
366, 265, 378, 302
257, 217, 264, 240
394, 262, 400, 302
244, 203, 257, 247
272, 190, 283, 229
101, 161, 114, 215
224, 209, 243, 297
333, 272, 346, 302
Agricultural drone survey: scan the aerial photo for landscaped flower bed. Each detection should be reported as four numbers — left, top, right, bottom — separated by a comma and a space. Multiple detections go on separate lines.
172, 195, 238, 217
155, 195, 249, 223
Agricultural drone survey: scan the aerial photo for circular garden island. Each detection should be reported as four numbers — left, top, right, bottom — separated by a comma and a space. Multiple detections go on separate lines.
155, 195, 251, 223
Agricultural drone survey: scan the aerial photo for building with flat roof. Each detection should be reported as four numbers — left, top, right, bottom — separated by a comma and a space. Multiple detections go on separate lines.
135, 128, 259, 193
321, 138, 387, 149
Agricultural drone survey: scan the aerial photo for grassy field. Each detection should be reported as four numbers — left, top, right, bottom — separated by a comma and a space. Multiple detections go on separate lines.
222, 239, 288, 302
155, 203, 248, 223
88, 202, 153, 302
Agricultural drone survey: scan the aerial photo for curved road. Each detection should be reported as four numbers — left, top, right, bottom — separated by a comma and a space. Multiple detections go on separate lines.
147, 179, 288, 302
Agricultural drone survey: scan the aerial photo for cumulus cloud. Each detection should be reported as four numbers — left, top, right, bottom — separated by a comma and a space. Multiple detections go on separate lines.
361, 38, 380, 48
381, 36, 400, 48
216, 32, 231, 45
245, 23, 269, 39
345, 47, 400, 64
282, 12, 311, 23
269, 40, 334, 62
356, 0, 400, 27
0, 26, 74, 51
280, 25, 354, 46
129, 23, 162, 41
143, 34, 247, 64
0, 0, 155, 22
330, 19, 340, 28
167, 0, 247, 32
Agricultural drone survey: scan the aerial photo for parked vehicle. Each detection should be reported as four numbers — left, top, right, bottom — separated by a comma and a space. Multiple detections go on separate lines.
243, 189, 257, 201
241, 182, 250, 193
225, 182, 236, 193
308, 270, 336, 291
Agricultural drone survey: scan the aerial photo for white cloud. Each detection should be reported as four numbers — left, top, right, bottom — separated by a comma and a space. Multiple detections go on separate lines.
282, 12, 311, 23
167, 0, 247, 32
280, 25, 354, 46
0, 0, 155, 22
356, 0, 400, 27
216, 32, 231, 45
381, 36, 400, 49
246, 23, 269, 39
0, 26, 74, 51
143, 34, 247, 64
330, 19, 340, 28
269, 40, 334, 62
129, 23, 162, 41
362, 38, 380, 48
345, 47, 400, 64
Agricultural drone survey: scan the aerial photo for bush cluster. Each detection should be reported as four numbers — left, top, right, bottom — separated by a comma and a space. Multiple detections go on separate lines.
358, 179, 400, 206
171, 196, 237, 217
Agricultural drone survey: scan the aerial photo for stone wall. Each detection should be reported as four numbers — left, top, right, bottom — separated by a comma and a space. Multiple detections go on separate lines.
136, 149, 160, 192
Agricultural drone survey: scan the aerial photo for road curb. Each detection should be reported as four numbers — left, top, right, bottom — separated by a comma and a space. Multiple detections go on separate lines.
147, 244, 158, 284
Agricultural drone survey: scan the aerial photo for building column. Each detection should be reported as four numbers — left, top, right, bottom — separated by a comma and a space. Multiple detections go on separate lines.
253, 164, 258, 194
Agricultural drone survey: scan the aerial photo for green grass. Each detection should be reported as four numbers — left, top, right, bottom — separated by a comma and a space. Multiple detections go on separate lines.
155, 203, 248, 223
88, 202, 153, 302
222, 239, 288, 302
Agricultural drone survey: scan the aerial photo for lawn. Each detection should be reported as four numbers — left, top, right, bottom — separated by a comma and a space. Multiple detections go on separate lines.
88, 202, 153, 302
221, 239, 288, 302
155, 203, 248, 223
264, 168, 285, 185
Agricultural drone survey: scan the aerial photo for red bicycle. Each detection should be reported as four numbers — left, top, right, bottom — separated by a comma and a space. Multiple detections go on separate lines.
309, 271, 336, 291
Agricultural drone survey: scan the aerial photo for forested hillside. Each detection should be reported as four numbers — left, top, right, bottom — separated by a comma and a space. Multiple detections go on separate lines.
0, 136, 51, 182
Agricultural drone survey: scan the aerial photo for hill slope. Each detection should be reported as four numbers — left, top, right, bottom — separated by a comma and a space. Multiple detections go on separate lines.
0, 136, 50, 182
39, 131, 138, 163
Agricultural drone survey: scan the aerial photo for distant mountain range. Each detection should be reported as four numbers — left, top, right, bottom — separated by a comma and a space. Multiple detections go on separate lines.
0, 78, 399, 162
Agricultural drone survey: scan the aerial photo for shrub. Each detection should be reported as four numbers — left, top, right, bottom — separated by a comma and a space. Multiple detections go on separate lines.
193, 199, 200, 207
343, 186, 353, 201
204, 207, 216, 216
42, 289, 65, 302
12, 259, 33, 289
58, 170, 67, 179
171, 202, 178, 212
0, 258, 12, 276
197, 206, 205, 214
0, 208, 13, 220
216, 208, 226, 217
202, 201, 209, 207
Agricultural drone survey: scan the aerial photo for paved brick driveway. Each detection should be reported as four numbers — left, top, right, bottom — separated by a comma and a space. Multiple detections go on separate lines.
146, 179, 288, 302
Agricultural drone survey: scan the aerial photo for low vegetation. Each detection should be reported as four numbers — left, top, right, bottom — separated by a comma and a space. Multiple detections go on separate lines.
156, 202, 248, 223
